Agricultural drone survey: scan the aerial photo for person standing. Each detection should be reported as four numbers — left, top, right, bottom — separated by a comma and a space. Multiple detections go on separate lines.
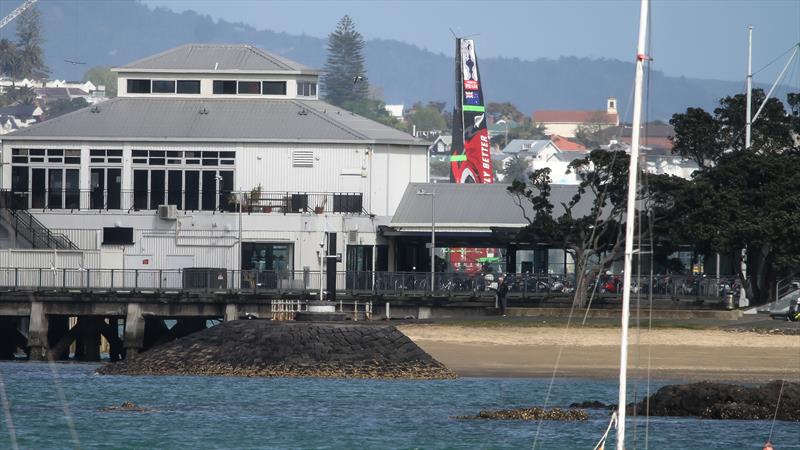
497, 275, 509, 317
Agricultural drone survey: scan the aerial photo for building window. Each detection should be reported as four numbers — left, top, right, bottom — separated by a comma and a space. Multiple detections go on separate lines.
213, 80, 237, 95
127, 79, 151, 94
241, 242, 294, 288
333, 194, 363, 213
237, 81, 261, 94
176, 80, 201, 94
262, 81, 286, 95
102, 227, 134, 245
131, 167, 232, 211
152, 80, 176, 93
297, 81, 316, 97
90, 167, 122, 210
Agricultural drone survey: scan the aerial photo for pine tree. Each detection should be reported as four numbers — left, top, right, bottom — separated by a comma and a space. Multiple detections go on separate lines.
0, 39, 18, 78
15, 5, 49, 79
322, 15, 368, 106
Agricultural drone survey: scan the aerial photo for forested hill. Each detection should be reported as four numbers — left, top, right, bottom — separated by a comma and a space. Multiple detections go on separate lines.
3, 0, 765, 120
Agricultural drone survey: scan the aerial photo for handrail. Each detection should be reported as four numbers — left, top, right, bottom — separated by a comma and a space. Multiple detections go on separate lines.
0, 207, 78, 250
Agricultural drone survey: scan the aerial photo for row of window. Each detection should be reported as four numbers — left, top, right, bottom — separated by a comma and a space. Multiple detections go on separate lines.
125, 79, 317, 97
131, 150, 235, 167
12, 149, 81, 165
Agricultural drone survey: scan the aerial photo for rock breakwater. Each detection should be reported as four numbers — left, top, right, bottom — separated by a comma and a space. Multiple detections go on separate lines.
455, 407, 588, 421
97, 320, 455, 380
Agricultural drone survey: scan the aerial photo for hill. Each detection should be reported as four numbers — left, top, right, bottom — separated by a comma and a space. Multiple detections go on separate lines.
2, 0, 770, 120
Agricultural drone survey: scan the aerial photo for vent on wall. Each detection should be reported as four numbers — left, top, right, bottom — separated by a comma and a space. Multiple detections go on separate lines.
348, 230, 358, 244
292, 151, 314, 167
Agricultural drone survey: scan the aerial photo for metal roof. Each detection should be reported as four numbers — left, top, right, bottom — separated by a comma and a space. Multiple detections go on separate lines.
501, 139, 554, 155
2, 97, 423, 145
391, 182, 599, 228
116, 44, 317, 74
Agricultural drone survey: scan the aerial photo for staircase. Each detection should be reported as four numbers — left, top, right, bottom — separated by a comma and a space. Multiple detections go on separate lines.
0, 208, 78, 250
751, 273, 800, 316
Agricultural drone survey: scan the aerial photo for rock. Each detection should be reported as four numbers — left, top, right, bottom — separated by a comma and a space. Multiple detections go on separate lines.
635, 381, 800, 421
455, 407, 588, 421
569, 400, 610, 409
98, 401, 154, 413
97, 321, 456, 380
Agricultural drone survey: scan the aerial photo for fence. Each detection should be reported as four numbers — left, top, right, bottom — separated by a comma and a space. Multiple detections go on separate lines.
0, 268, 738, 299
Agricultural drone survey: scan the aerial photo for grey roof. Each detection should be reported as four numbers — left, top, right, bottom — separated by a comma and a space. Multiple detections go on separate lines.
501, 139, 553, 155
552, 152, 587, 162
117, 44, 317, 74
2, 97, 423, 145
391, 182, 599, 228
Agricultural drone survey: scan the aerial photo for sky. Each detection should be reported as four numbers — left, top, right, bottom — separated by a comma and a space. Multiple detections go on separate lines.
141, 0, 800, 84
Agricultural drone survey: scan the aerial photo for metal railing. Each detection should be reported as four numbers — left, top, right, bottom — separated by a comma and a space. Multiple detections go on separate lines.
0, 208, 78, 250
0, 189, 365, 215
0, 268, 738, 299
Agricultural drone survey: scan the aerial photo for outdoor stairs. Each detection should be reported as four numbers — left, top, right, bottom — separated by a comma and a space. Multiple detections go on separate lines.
0, 208, 78, 250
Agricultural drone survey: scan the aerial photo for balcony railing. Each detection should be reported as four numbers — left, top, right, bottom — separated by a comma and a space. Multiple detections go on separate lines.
0, 189, 365, 214
0, 268, 738, 300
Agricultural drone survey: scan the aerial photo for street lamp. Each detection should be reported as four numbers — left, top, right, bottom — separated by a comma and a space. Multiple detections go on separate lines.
416, 188, 435, 293
496, 119, 510, 149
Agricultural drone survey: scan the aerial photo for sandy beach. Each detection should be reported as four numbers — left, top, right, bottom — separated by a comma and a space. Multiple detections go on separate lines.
399, 324, 800, 382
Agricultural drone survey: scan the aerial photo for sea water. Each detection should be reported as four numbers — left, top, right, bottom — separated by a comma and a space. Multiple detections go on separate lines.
0, 362, 796, 450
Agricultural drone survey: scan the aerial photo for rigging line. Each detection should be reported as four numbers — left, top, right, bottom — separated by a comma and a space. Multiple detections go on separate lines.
530, 291, 582, 450
642, 56, 656, 450
0, 366, 18, 450
766, 318, 799, 444
752, 42, 800, 77
46, 354, 80, 449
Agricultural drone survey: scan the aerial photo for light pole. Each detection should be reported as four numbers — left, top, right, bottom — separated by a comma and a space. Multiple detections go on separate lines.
416, 188, 435, 293
496, 119, 509, 149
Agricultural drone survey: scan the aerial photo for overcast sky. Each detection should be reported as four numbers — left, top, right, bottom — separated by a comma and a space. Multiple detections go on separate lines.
141, 0, 800, 84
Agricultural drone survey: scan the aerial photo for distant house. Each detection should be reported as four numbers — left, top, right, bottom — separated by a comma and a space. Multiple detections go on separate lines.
34, 87, 93, 104
549, 134, 587, 151
384, 104, 404, 120
618, 123, 674, 153
428, 135, 452, 155
0, 104, 43, 127
533, 97, 620, 138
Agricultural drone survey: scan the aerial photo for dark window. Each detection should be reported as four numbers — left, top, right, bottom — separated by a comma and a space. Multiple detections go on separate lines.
213, 80, 236, 94
127, 79, 151, 94
48, 169, 63, 209
152, 80, 175, 93
219, 171, 234, 212
90, 150, 104, 156
150, 170, 165, 209
30, 149, 44, 156
65, 169, 79, 209
132, 150, 147, 157
107, 169, 121, 209
333, 194, 363, 213
201, 171, 216, 211
31, 169, 45, 209
185, 171, 199, 210
102, 227, 134, 245
176, 80, 200, 94
168, 170, 182, 209
12, 157, 27, 164
237, 81, 260, 94
10, 166, 28, 209
133, 170, 148, 210
262, 81, 286, 95
90, 168, 105, 209
108, 150, 122, 156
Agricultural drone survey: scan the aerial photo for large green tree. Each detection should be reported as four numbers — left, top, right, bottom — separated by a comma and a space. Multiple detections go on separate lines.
409, 101, 447, 133
322, 15, 368, 107
509, 149, 634, 305
0, 39, 18, 78
15, 5, 49, 79
84, 66, 118, 98
660, 90, 800, 304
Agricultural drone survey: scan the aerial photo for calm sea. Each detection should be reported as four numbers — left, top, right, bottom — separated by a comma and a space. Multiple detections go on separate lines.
0, 362, 796, 450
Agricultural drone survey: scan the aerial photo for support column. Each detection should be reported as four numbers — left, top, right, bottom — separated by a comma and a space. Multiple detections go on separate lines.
27, 301, 48, 361
123, 303, 145, 359
224, 304, 239, 322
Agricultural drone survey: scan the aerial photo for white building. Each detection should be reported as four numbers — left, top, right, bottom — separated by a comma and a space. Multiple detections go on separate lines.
533, 97, 620, 138
0, 44, 427, 282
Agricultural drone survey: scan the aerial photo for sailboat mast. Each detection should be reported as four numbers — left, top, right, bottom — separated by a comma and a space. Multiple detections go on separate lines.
617, 0, 649, 448
745, 25, 753, 148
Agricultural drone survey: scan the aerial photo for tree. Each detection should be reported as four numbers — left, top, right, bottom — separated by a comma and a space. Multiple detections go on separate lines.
658, 91, 800, 304
409, 102, 447, 133
509, 149, 634, 305
45, 98, 89, 120
322, 15, 368, 107
0, 86, 36, 107
501, 155, 530, 183
573, 112, 616, 149
15, 5, 49, 79
487, 102, 526, 122
84, 66, 118, 98
0, 39, 18, 78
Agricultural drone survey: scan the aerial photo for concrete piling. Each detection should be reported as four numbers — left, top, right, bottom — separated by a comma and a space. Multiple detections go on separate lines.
27, 302, 48, 361
123, 303, 145, 358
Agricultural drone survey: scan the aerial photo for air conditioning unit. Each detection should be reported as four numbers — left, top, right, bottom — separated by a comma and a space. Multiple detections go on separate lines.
348, 230, 358, 244
158, 204, 178, 220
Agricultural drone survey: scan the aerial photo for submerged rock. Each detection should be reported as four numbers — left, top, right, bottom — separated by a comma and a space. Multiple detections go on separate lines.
97, 321, 455, 380
569, 400, 610, 409
455, 407, 588, 421
98, 401, 154, 413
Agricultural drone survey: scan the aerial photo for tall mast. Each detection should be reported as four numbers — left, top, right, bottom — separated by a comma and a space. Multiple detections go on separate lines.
745, 25, 753, 149
617, 0, 649, 448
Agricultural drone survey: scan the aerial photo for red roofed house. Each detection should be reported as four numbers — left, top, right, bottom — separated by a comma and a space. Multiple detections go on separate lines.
550, 134, 587, 151
533, 97, 620, 138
